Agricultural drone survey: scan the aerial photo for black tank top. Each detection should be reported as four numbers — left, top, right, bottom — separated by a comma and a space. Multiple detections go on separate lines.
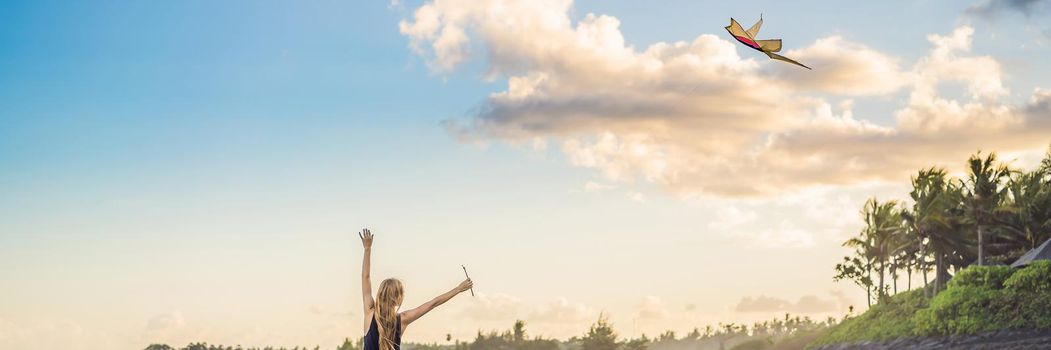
364, 314, 402, 350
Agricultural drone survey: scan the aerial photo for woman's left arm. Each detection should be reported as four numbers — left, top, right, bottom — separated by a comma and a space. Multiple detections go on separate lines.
359, 229, 375, 332
400, 278, 473, 326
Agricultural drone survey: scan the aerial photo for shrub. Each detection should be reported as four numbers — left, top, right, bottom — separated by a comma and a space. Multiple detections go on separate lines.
913, 286, 1010, 335
948, 265, 1014, 290
1004, 260, 1051, 292
1004, 285, 1051, 327
1002, 261, 1051, 329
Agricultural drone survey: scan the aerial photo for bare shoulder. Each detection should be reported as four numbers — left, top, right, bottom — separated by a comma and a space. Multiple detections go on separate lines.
398, 311, 410, 332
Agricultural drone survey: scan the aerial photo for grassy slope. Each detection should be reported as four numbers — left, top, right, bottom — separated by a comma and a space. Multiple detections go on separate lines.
767, 328, 830, 350
809, 260, 1051, 348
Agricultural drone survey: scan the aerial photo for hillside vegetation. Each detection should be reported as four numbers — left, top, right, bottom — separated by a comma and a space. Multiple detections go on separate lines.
812, 261, 1051, 347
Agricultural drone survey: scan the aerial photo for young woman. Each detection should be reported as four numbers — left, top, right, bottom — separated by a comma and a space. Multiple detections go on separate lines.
359, 228, 473, 350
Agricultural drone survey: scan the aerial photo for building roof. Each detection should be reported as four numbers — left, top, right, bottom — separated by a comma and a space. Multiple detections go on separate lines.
1011, 237, 1051, 268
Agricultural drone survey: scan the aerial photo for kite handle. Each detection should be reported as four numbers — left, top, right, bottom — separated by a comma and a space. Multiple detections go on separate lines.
462, 265, 475, 296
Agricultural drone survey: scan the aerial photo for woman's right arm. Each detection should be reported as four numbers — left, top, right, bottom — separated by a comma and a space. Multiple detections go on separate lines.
400, 278, 473, 327
359, 229, 375, 333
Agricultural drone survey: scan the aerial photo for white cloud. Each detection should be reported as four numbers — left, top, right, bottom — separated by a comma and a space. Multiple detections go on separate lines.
141, 311, 203, 347
456, 294, 597, 332
400, 0, 1051, 198
460, 293, 526, 321
563, 133, 671, 184
308, 305, 354, 318
734, 293, 842, 314
145, 312, 185, 332
707, 205, 758, 230
0, 318, 123, 350
529, 297, 597, 324
583, 181, 613, 192
755, 220, 815, 248
634, 296, 671, 321
897, 26, 1014, 133
776, 36, 909, 95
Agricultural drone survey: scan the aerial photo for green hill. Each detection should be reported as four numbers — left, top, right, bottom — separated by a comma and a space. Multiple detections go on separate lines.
810, 260, 1051, 348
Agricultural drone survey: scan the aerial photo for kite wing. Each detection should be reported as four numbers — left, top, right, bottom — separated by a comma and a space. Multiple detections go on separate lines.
746, 14, 763, 38
765, 51, 811, 70
725, 18, 761, 50
726, 18, 748, 37
756, 39, 781, 53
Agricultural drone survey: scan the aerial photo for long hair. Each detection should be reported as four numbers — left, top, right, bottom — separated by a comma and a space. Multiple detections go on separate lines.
375, 278, 404, 350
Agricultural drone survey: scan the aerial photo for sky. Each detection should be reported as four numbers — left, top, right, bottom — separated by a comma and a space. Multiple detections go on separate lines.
2, 0, 1051, 349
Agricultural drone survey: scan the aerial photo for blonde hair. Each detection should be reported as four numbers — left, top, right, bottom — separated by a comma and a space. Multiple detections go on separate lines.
376, 278, 404, 350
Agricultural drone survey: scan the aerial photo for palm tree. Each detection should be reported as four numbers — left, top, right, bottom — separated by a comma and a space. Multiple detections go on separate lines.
902, 168, 970, 293
893, 219, 921, 292
997, 169, 1051, 251
845, 198, 902, 302
963, 151, 1011, 266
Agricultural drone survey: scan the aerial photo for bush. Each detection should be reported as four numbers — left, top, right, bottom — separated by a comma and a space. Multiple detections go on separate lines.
914, 262, 1051, 335
948, 265, 1014, 290
1003, 261, 1051, 329
1006, 288, 1051, 329
913, 286, 1011, 335
1004, 260, 1051, 292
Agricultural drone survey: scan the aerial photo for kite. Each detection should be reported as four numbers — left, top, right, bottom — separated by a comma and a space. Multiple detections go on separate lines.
725, 15, 811, 70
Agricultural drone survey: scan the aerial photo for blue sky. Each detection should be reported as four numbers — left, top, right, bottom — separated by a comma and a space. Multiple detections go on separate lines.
3, 0, 1051, 349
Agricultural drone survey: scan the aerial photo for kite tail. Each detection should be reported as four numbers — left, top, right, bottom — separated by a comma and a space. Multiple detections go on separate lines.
765, 52, 811, 70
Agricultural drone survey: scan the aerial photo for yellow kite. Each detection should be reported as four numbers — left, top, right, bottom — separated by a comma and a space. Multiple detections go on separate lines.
725, 15, 811, 70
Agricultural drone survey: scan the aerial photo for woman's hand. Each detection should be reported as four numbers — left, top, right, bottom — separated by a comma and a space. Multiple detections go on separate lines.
456, 278, 473, 293
359, 228, 374, 249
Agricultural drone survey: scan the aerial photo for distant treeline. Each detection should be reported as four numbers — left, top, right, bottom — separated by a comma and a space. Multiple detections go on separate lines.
145, 313, 836, 350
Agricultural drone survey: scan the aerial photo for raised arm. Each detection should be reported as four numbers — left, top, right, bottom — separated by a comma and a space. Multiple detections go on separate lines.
400, 278, 473, 327
359, 229, 375, 331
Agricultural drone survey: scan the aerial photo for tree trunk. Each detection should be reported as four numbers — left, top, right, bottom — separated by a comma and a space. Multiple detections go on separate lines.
866, 269, 873, 307
978, 224, 985, 266
891, 255, 898, 295
920, 240, 928, 297
878, 260, 886, 301
922, 267, 929, 298
935, 253, 943, 293
907, 265, 912, 291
